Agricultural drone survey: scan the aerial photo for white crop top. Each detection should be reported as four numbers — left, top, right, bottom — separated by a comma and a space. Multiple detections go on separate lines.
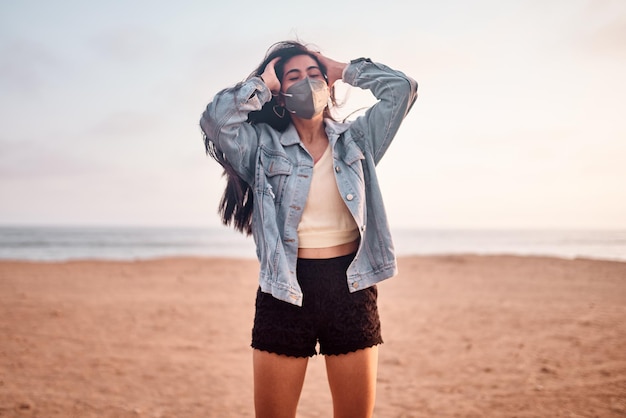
297, 144, 360, 248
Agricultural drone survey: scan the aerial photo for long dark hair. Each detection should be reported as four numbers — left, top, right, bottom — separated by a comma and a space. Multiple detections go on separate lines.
204, 41, 335, 235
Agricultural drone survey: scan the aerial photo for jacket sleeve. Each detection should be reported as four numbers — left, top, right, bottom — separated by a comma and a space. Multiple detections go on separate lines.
342, 58, 418, 164
199, 77, 271, 184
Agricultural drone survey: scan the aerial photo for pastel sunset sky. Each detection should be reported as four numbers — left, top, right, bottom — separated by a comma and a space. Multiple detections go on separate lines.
1, 0, 624, 229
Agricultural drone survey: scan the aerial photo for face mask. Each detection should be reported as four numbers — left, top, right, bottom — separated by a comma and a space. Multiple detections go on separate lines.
282, 77, 329, 119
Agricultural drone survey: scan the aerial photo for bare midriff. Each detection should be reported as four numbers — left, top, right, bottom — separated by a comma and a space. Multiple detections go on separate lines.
297, 239, 360, 259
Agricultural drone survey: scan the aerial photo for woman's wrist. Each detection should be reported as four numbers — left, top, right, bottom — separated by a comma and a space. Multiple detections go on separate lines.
258, 72, 280, 95
334, 63, 348, 83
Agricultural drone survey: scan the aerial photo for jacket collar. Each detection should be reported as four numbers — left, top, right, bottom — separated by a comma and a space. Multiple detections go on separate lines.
278, 118, 351, 147
279, 123, 300, 146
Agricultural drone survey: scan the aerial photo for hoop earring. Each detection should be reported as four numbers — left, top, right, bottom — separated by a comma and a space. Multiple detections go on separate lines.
272, 105, 285, 119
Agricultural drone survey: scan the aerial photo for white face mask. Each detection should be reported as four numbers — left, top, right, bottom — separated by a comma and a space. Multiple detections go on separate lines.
282, 77, 329, 119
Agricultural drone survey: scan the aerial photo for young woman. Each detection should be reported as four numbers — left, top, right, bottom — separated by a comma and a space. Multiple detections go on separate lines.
200, 41, 417, 418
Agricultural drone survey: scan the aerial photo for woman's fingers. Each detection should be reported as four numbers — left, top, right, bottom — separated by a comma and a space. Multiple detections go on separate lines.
313, 52, 347, 87
261, 57, 282, 95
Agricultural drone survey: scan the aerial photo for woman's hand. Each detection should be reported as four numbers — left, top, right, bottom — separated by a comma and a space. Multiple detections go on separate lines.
259, 57, 281, 95
313, 52, 347, 88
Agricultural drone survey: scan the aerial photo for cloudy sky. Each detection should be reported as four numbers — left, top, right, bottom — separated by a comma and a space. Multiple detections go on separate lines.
1, 0, 625, 230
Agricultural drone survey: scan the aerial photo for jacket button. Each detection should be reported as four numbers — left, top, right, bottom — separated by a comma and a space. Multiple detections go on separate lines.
335, 166, 341, 173
352, 282, 359, 289
346, 194, 354, 201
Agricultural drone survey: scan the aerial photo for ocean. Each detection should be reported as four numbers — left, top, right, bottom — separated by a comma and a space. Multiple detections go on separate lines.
0, 226, 624, 262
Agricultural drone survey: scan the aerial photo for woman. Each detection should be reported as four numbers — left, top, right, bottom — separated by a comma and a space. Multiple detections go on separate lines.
200, 41, 417, 418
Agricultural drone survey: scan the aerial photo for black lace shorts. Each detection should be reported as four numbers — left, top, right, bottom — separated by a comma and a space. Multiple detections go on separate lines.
251, 253, 383, 357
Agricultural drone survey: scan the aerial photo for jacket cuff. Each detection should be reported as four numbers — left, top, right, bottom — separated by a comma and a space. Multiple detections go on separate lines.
342, 58, 373, 85
246, 76, 272, 104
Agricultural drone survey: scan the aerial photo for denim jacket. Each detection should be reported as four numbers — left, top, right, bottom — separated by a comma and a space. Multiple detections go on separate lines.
200, 58, 418, 306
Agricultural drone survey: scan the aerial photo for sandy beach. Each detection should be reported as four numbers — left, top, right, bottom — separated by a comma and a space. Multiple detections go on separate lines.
0, 255, 625, 417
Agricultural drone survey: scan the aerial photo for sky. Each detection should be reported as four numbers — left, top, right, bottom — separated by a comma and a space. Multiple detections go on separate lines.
1, 0, 625, 230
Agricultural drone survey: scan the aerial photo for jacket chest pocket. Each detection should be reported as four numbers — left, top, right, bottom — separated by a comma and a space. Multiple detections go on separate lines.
341, 139, 366, 186
258, 149, 293, 204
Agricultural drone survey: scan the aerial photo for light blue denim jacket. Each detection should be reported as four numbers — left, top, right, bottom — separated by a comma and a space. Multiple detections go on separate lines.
200, 58, 417, 306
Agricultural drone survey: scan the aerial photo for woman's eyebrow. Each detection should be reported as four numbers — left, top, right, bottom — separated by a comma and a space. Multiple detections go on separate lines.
284, 66, 321, 77
284, 68, 302, 77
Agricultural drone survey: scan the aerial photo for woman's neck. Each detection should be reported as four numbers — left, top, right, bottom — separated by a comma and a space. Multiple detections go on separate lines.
291, 115, 326, 145
291, 116, 328, 163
